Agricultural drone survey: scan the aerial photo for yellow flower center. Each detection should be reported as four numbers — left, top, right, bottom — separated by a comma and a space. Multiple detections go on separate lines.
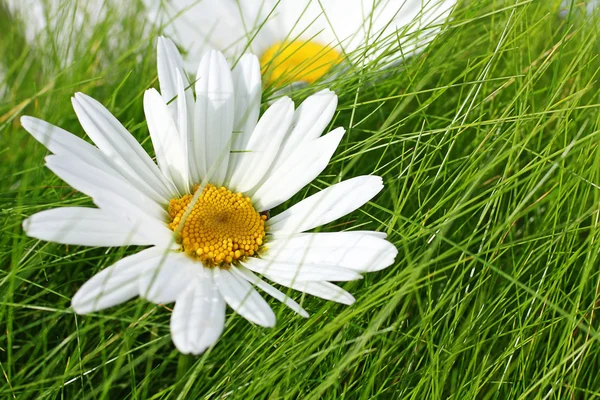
260, 40, 343, 86
168, 184, 267, 266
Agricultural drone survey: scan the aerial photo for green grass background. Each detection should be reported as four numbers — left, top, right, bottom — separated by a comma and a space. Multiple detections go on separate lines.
1, 0, 600, 398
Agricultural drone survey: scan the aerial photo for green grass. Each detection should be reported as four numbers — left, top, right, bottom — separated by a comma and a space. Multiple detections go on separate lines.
1, 0, 600, 398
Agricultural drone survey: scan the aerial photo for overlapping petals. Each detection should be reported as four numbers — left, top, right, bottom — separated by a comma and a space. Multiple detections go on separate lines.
21, 37, 397, 355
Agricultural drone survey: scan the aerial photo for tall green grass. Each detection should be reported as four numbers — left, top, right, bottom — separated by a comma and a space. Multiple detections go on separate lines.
1, 0, 600, 398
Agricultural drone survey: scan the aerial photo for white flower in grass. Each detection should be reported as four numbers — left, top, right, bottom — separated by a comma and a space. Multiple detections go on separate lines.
21, 37, 397, 355
147, 0, 457, 85
560, 0, 600, 17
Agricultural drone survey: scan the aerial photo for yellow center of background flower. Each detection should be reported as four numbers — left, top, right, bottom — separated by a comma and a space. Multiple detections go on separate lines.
168, 184, 266, 266
260, 40, 343, 86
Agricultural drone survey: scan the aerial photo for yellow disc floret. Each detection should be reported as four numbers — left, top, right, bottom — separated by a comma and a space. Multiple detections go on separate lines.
260, 40, 343, 86
168, 184, 267, 267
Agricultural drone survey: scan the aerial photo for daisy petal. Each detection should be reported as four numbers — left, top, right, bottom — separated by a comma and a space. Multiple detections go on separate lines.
265, 232, 397, 273
228, 97, 294, 192
253, 127, 345, 211
232, 266, 309, 318
174, 69, 194, 165
263, 275, 355, 305
358, 231, 388, 239
93, 195, 176, 250
278, 89, 338, 158
20, 116, 121, 177
44, 154, 175, 248
157, 37, 195, 148
241, 257, 361, 282
231, 53, 261, 150
213, 267, 276, 327
170, 270, 226, 355
144, 88, 189, 193
45, 154, 166, 221
23, 207, 153, 247
157, 36, 187, 108
193, 50, 235, 186
138, 252, 195, 304
72, 92, 175, 203
72, 247, 169, 314
268, 176, 384, 235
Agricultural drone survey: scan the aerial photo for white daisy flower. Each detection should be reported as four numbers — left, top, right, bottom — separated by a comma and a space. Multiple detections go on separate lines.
146, 0, 457, 85
21, 37, 397, 355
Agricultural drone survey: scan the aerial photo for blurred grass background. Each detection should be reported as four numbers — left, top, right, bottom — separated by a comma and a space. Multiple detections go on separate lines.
1, 0, 600, 398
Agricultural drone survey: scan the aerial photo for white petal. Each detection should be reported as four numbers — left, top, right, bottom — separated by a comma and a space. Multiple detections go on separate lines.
277, 89, 337, 159
292, 0, 455, 62
144, 88, 189, 193
72, 247, 170, 314
93, 195, 176, 250
231, 53, 261, 150
213, 267, 275, 327
265, 232, 397, 273
43, 155, 176, 249
383, 0, 456, 58
138, 252, 195, 304
157, 36, 187, 109
231, 266, 308, 318
72, 92, 175, 203
241, 257, 361, 282
228, 97, 294, 192
268, 176, 384, 235
278, 1, 338, 46
45, 154, 166, 221
358, 230, 388, 239
23, 207, 154, 247
20, 116, 122, 177
253, 127, 345, 211
156, 37, 195, 158
263, 275, 355, 305
192, 50, 235, 186
175, 69, 193, 167
170, 269, 226, 355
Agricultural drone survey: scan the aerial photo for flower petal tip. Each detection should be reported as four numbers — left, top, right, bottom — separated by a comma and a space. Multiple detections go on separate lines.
70, 300, 89, 316
343, 293, 356, 306
21, 217, 31, 233
20, 115, 32, 126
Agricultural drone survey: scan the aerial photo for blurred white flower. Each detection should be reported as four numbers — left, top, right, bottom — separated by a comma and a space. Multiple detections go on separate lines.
146, 0, 457, 84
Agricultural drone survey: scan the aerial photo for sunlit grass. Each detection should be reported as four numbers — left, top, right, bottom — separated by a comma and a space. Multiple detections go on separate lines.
1, 0, 600, 398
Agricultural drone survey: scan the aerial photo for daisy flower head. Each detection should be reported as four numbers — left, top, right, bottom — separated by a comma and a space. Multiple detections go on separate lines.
147, 0, 458, 86
21, 37, 397, 355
